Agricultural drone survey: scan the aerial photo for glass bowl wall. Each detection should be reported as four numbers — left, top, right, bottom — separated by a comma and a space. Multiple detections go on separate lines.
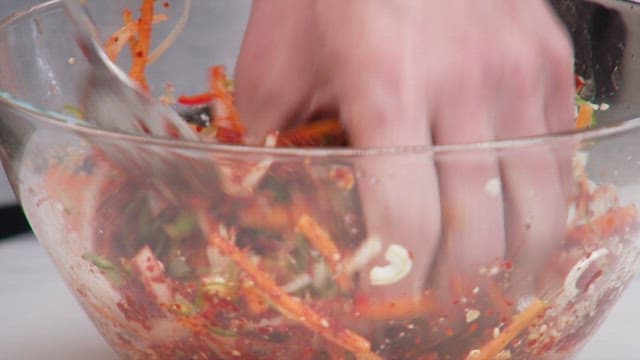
2, 1, 640, 359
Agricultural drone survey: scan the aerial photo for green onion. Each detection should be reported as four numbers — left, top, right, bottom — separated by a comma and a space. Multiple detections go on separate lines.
293, 234, 310, 271
164, 212, 197, 241
62, 104, 85, 119
209, 326, 238, 338
259, 175, 291, 204
82, 253, 125, 286
168, 296, 198, 316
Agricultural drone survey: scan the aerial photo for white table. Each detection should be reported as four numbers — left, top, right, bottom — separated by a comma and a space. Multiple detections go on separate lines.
0, 234, 116, 360
0, 232, 639, 359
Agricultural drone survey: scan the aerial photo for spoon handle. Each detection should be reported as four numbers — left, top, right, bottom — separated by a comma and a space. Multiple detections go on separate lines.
62, 0, 197, 140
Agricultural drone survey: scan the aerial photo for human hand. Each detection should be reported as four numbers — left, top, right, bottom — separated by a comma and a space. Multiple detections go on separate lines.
235, 0, 575, 302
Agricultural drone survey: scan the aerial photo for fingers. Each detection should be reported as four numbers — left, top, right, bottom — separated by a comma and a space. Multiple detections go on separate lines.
341, 79, 441, 300
233, 0, 577, 304
234, 1, 318, 143
428, 80, 506, 300
495, 79, 570, 292
496, 8, 576, 289
426, 14, 576, 299
353, 153, 441, 299
541, 17, 578, 202
495, 21, 575, 293
501, 149, 567, 282
490, 51, 566, 269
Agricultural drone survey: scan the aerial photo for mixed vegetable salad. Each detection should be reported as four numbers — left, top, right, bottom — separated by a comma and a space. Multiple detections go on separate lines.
40, 1, 639, 359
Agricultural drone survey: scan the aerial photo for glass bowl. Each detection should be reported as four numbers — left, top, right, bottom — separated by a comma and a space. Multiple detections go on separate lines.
2, 0, 640, 359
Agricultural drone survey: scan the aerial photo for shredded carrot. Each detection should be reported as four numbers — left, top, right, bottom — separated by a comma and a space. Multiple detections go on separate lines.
128, 0, 155, 89
574, 177, 592, 224
239, 202, 296, 232
353, 293, 438, 320
210, 66, 246, 143
123, 9, 138, 57
105, 17, 136, 62
467, 299, 549, 360
278, 119, 346, 147
596, 204, 638, 235
567, 205, 638, 243
241, 279, 269, 315
575, 103, 594, 130
196, 212, 379, 358
104, 14, 168, 62
296, 214, 351, 291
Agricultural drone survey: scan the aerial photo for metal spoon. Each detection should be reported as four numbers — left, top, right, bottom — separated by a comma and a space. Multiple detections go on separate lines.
62, 0, 197, 140
62, 0, 209, 194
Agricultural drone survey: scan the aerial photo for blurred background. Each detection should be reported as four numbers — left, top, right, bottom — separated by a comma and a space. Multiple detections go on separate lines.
0, 2, 19, 201
0, 166, 13, 204
0, 0, 41, 237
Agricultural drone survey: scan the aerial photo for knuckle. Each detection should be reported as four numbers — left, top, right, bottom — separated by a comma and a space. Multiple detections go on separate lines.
547, 37, 574, 72
500, 44, 539, 96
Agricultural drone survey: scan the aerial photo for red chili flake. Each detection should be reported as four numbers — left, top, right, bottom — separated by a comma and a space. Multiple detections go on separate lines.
329, 166, 355, 191
302, 347, 314, 358
75, 287, 88, 299
116, 293, 153, 331
165, 123, 180, 139
353, 293, 370, 308
163, 1, 170, 9
467, 323, 479, 333
537, 338, 556, 354
116, 333, 133, 347
502, 260, 513, 270
135, 50, 145, 58
177, 92, 215, 106
216, 127, 244, 144
575, 75, 586, 93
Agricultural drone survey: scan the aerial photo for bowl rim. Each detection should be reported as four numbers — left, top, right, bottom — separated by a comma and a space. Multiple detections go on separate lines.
2, 0, 640, 158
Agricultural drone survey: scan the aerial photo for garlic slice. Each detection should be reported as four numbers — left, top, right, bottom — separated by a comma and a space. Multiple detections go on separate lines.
564, 248, 609, 298
369, 244, 413, 286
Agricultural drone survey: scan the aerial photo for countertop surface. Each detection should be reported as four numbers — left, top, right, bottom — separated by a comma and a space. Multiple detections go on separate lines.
0, 231, 639, 359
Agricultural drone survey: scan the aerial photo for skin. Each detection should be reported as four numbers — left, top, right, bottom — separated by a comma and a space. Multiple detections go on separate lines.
235, 0, 575, 301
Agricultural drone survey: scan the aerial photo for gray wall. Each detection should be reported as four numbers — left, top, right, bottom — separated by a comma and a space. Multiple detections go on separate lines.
0, 0, 33, 205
